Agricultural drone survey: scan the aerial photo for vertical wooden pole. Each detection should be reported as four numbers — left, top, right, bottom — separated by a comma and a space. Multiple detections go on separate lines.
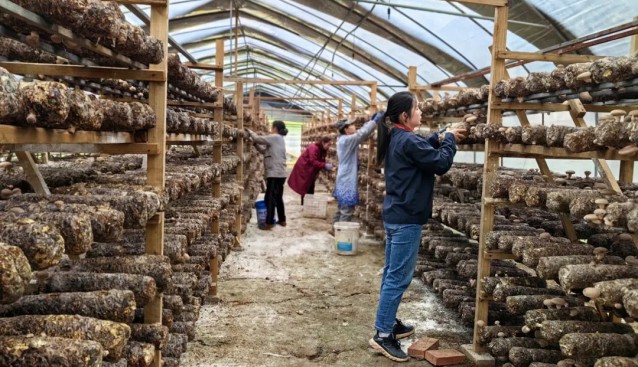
249, 87, 255, 129
234, 10, 239, 76
350, 94, 356, 119
210, 38, 224, 297
473, 4, 508, 354
235, 81, 244, 247
145, 3, 168, 366
365, 83, 378, 234
338, 98, 343, 119
620, 25, 637, 184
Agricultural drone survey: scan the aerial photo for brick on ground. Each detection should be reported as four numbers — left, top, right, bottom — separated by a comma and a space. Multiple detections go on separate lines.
408, 337, 440, 359
425, 349, 466, 366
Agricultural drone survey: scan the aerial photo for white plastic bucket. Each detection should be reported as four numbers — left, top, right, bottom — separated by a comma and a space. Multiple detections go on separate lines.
334, 222, 360, 255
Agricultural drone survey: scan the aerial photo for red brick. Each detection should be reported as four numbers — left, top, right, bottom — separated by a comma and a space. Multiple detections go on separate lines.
425, 349, 466, 366
407, 338, 440, 359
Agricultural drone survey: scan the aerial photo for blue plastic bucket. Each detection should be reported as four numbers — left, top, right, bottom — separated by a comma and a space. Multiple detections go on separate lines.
255, 200, 267, 226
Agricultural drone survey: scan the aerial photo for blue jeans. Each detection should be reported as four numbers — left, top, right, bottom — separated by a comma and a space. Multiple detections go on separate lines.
374, 223, 422, 333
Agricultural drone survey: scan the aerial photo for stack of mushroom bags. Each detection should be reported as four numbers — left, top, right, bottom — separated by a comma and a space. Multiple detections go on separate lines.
413, 162, 638, 367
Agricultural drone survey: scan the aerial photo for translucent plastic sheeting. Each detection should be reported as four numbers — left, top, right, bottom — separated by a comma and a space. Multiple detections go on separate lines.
172, 17, 402, 96
527, 0, 636, 57
260, 0, 450, 86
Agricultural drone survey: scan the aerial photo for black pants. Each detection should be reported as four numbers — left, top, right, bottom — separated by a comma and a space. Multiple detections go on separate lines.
265, 177, 286, 224
301, 181, 316, 205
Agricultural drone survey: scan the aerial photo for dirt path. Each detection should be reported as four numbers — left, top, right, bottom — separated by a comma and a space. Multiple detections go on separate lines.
181, 185, 472, 367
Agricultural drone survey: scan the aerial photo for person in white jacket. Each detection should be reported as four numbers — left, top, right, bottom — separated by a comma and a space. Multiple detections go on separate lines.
332, 111, 384, 223
247, 120, 288, 230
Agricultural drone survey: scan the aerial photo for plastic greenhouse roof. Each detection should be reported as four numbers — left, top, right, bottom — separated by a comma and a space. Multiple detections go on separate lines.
122, 0, 638, 115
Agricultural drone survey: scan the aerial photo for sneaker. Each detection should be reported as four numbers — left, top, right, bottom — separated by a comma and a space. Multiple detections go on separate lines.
278, 221, 287, 227
393, 319, 415, 339
369, 332, 409, 362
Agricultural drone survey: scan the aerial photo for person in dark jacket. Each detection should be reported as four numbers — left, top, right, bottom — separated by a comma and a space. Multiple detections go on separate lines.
247, 120, 288, 230
288, 136, 333, 205
368, 91, 465, 362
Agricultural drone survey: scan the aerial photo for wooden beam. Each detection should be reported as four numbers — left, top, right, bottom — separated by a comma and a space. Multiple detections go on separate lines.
225, 77, 375, 86
493, 102, 638, 113
0, 62, 164, 81
183, 62, 222, 71
497, 51, 604, 64
114, 0, 167, 4
8, 143, 158, 154
350, 94, 356, 119
474, 4, 508, 354
567, 99, 622, 195
15, 151, 50, 195
144, 0, 168, 255
0, 125, 146, 145
444, 0, 507, 6
408, 66, 417, 90
259, 97, 340, 101
167, 100, 219, 109
411, 85, 468, 91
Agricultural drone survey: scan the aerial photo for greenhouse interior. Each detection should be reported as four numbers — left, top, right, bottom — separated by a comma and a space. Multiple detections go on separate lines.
1, 0, 638, 366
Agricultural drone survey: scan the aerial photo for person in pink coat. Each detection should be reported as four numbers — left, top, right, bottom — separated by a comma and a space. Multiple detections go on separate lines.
288, 136, 333, 205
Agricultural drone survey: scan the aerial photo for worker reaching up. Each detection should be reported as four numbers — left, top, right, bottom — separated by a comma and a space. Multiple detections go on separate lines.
332, 111, 385, 224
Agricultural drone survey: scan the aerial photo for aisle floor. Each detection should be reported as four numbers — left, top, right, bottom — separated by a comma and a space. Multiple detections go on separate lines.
181, 185, 471, 367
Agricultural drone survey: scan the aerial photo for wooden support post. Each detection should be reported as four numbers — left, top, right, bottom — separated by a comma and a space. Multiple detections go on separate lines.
144, 3, 168, 367
235, 81, 244, 248
15, 151, 50, 195
249, 88, 255, 129
364, 83, 378, 235
209, 255, 220, 296
350, 95, 356, 119
338, 98, 343, 119
473, 4, 508, 354
620, 24, 638, 184
567, 99, 622, 194
234, 10, 239, 76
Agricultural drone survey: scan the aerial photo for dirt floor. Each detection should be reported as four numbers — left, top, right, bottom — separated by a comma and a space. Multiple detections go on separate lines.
181, 185, 472, 367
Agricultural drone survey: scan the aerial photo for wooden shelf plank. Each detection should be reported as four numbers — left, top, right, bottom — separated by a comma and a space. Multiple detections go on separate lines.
0, 62, 164, 81
8, 143, 158, 154
447, 0, 507, 6
167, 100, 220, 109
457, 143, 637, 161
114, 0, 167, 5
494, 102, 638, 113
184, 62, 223, 71
497, 51, 604, 64
0, 125, 152, 145
166, 133, 215, 144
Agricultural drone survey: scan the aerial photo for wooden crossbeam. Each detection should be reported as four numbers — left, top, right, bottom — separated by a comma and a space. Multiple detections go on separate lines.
497, 51, 604, 64
567, 99, 623, 194
15, 151, 50, 195
0, 62, 164, 81
225, 77, 375, 86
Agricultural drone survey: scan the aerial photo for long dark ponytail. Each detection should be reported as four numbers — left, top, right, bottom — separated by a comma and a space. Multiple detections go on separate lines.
376, 91, 417, 165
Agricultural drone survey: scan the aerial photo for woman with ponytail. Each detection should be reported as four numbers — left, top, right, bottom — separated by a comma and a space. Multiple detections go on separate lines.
369, 91, 465, 362
247, 120, 289, 230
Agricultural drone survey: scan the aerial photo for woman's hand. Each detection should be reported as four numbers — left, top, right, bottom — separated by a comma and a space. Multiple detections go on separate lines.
445, 128, 467, 143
